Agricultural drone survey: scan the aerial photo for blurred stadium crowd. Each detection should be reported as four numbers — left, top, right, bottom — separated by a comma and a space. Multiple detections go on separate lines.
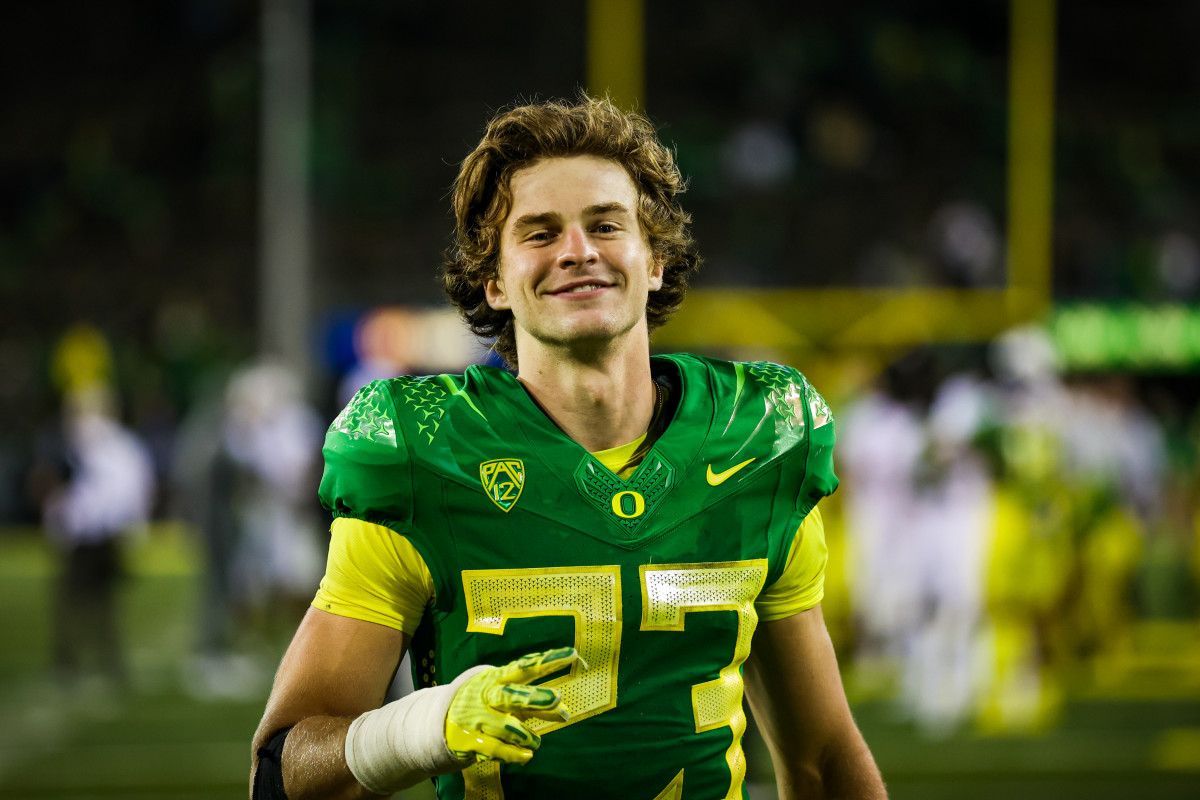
829, 328, 1199, 736
2, 0, 1199, 736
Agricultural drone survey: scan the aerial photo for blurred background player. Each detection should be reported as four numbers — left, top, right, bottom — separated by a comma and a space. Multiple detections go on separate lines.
30, 332, 156, 697
171, 360, 325, 700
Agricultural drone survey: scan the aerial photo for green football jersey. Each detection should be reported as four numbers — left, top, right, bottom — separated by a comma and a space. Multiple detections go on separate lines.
319, 353, 837, 800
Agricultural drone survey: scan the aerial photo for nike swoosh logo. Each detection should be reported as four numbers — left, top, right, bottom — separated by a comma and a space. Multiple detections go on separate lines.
706, 458, 756, 486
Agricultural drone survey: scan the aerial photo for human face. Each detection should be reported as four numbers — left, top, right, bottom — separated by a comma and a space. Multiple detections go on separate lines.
485, 155, 664, 360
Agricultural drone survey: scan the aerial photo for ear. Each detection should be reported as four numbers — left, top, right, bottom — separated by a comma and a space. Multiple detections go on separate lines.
648, 254, 665, 292
484, 276, 511, 310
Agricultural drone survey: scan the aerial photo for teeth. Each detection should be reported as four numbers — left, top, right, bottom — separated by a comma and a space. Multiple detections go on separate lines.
566, 284, 603, 293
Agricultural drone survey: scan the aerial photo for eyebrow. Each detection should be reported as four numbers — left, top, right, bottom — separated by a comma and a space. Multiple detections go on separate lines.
509, 203, 634, 234
583, 202, 632, 218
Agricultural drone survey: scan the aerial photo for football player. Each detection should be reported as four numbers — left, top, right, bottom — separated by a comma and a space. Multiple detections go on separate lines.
251, 95, 887, 800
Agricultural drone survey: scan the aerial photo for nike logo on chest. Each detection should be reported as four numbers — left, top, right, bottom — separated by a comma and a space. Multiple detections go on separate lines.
706, 458, 756, 486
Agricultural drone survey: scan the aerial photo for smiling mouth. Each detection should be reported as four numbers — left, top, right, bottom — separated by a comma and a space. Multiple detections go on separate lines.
550, 282, 609, 295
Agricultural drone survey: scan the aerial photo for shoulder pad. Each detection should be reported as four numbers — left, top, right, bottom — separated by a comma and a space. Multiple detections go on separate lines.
320, 380, 412, 528
741, 361, 833, 435
328, 381, 398, 446
739, 362, 838, 511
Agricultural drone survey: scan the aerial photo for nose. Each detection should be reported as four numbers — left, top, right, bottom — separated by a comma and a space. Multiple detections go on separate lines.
556, 224, 598, 268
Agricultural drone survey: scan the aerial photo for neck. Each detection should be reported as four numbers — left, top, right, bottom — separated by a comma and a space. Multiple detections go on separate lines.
515, 335, 657, 452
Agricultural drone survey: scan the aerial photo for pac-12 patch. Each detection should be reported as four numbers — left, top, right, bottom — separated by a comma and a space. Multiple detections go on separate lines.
480, 458, 525, 512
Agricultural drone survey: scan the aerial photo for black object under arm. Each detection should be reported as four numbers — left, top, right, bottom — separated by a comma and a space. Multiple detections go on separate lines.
252, 726, 293, 800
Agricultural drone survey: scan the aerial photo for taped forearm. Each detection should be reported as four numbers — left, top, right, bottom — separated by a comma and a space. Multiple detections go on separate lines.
343, 666, 487, 795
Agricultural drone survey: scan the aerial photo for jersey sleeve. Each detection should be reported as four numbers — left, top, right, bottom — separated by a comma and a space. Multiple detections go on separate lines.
755, 505, 829, 620
312, 517, 435, 634
796, 374, 838, 515
319, 380, 414, 530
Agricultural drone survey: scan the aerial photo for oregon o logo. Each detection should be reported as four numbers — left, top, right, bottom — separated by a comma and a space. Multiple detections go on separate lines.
611, 490, 645, 519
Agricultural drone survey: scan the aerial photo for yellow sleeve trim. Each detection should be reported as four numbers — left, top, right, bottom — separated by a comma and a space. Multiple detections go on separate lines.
755, 505, 829, 621
312, 517, 435, 635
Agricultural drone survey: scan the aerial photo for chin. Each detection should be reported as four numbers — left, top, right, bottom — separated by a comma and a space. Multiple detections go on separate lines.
520, 312, 647, 352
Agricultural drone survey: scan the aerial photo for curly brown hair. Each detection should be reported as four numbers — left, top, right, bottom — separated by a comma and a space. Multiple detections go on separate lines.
441, 94, 701, 368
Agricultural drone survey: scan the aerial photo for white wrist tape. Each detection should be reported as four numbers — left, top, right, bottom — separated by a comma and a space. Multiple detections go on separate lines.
345, 665, 490, 795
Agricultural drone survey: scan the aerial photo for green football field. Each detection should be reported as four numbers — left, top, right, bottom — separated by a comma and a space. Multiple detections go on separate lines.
1, 526, 1197, 799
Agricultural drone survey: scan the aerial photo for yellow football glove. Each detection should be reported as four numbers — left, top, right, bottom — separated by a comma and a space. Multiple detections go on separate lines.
444, 646, 582, 764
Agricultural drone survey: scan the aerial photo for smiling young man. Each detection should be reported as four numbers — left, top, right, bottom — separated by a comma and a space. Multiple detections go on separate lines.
251, 95, 887, 800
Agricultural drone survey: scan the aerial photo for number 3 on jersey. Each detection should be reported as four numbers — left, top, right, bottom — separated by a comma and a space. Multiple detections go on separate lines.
460, 560, 768, 800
